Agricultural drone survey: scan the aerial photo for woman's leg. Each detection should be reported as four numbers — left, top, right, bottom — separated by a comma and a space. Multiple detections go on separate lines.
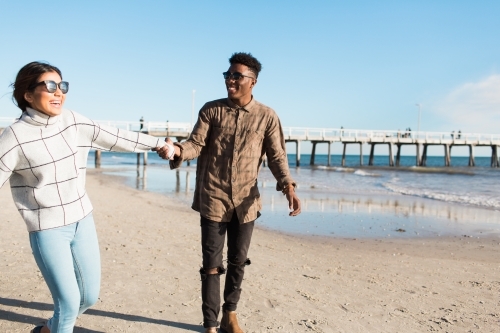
29, 214, 100, 333
71, 213, 101, 315
30, 222, 81, 332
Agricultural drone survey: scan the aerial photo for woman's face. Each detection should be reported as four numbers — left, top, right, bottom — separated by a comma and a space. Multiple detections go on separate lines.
24, 71, 66, 116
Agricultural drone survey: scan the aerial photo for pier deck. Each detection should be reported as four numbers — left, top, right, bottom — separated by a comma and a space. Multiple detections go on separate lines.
1, 118, 499, 167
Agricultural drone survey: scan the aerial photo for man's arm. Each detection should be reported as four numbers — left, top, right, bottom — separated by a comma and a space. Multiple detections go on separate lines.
283, 184, 301, 216
154, 106, 212, 169
264, 114, 301, 216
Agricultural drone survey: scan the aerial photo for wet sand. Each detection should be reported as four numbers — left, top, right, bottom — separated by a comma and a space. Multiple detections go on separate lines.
0, 169, 498, 332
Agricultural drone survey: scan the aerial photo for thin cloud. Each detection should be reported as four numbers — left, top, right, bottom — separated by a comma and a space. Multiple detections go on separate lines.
435, 75, 500, 134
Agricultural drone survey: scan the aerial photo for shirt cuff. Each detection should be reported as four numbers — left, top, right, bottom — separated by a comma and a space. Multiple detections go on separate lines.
275, 180, 297, 192
169, 142, 184, 169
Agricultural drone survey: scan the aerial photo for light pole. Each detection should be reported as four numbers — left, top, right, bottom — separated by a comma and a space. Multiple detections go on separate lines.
415, 103, 421, 166
415, 103, 421, 137
191, 89, 196, 129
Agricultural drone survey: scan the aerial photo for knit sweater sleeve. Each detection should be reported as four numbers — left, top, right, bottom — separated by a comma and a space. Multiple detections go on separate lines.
70, 111, 164, 152
0, 127, 19, 189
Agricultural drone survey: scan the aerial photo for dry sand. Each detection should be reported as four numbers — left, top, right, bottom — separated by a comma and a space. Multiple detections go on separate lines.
0, 169, 498, 332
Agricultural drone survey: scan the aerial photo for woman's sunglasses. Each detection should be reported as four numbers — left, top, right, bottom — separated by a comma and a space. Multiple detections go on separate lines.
30, 80, 69, 94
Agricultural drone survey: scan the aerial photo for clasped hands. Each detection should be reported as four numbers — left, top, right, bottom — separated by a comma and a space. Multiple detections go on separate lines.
152, 138, 178, 160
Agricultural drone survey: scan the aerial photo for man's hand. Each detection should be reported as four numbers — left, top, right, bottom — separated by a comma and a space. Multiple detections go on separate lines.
152, 138, 180, 160
284, 186, 301, 216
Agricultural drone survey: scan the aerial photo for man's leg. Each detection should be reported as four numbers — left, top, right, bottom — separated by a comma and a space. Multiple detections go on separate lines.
200, 216, 227, 328
223, 213, 254, 311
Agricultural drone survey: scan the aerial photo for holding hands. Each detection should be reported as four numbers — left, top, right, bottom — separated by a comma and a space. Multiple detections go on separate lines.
153, 138, 179, 160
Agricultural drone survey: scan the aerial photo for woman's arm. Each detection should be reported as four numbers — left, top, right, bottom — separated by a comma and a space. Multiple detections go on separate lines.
0, 128, 19, 188
72, 111, 164, 153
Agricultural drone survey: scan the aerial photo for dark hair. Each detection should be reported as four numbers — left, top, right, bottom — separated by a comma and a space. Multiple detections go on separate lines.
11, 61, 63, 112
229, 52, 262, 78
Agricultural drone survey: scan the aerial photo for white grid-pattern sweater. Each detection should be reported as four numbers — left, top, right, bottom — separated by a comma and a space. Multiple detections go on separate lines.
0, 107, 164, 232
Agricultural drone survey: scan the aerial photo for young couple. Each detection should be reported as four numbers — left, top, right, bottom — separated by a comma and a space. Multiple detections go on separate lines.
1, 53, 300, 333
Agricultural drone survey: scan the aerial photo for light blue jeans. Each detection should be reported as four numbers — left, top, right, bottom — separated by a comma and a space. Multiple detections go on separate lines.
29, 213, 101, 333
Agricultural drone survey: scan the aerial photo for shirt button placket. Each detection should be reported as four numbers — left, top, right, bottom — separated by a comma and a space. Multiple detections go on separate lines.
232, 109, 239, 185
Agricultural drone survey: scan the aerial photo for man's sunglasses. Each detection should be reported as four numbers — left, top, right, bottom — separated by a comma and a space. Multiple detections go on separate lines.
222, 71, 255, 81
30, 80, 69, 94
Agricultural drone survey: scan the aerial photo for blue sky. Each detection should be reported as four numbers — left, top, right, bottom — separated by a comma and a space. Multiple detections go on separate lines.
1, 1, 499, 156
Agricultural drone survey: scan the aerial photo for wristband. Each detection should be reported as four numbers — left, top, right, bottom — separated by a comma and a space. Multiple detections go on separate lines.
165, 142, 175, 160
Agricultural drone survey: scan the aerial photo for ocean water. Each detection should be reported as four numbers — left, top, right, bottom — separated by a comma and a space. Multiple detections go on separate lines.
88, 152, 500, 238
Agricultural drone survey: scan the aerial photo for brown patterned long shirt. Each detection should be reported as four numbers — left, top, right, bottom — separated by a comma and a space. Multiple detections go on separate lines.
170, 97, 296, 223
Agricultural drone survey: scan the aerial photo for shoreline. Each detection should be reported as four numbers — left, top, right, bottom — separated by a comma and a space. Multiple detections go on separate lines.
0, 170, 498, 332
98, 165, 500, 239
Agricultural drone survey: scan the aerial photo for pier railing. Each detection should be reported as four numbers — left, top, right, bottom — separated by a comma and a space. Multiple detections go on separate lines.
1, 117, 500, 144
1, 117, 499, 167
281, 127, 500, 144
2, 117, 499, 142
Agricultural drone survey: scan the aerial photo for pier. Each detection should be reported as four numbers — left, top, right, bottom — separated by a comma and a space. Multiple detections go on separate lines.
282, 127, 500, 167
1, 117, 499, 168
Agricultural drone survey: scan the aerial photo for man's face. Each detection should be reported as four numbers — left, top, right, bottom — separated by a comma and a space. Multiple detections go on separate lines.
225, 63, 256, 106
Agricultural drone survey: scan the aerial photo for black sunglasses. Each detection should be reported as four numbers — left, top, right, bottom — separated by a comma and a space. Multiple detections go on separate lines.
222, 71, 255, 81
30, 80, 69, 94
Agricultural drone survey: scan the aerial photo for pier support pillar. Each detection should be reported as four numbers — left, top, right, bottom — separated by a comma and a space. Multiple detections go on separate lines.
342, 143, 347, 167
491, 145, 499, 167
444, 144, 451, 167
421, 144, 428, 166
396, 144, 401, 166
468, 145, 475, 167
175, 169, 180, 192
327, 142, 331, 166
388, 143, 394, 166
310, 141, 317, 166
369, 144, 375, 166
296, 140, 301, 167
359, 143, 363, 166
137, 152, 148, 166
95, 150, 101, 168
416, 143, 421, 166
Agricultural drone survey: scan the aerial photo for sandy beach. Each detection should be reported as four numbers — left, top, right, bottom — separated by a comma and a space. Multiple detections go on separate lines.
0, 169, 498, 332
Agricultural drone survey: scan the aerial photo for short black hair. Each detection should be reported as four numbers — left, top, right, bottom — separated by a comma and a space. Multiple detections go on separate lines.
229, 52, 262, 78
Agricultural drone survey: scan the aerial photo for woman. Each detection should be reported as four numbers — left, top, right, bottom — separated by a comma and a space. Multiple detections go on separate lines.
0, 61, 173, 333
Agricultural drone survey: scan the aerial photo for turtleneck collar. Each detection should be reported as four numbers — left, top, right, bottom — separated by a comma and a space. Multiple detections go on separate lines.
23, 107, 60, 127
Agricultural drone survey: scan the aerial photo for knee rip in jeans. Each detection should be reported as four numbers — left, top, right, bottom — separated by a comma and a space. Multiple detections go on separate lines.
227, 258, 251, 267
199, 266, 226, 281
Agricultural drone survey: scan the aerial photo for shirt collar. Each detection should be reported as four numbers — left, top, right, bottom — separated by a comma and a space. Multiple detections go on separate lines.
226, 96, 257, 113
23, 107, 60, 127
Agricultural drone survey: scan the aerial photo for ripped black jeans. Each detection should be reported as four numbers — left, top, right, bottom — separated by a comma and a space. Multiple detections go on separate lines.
200, 213, 254, 328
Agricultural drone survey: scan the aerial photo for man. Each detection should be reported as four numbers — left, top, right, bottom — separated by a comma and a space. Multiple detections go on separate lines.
155, 52, 301, 333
